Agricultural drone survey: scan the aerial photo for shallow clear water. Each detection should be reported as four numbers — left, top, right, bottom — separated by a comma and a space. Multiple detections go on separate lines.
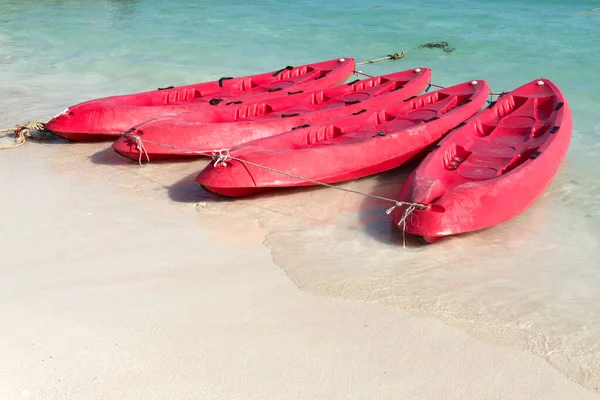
2, 0, 600, 393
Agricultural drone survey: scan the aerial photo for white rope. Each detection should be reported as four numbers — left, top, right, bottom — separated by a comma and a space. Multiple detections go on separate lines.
217, 151, 426, 210
211, 148, 230, 167
0, 121, 48, 150
396, 204, 418, 248
119, 132, 429, 245
130, 135, 150, 166
120, 132, 217, 163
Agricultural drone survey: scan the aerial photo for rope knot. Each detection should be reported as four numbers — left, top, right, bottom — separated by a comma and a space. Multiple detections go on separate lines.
385, 201, 428, 215
1, 120, 47, 150
119, 130, 149, 166
211, 148, 230, 167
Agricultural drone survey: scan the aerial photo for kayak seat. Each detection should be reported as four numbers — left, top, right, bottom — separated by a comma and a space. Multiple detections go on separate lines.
455, 148, 512, 180
164, 88, 202, 104
405, 109, 439, 121
234, 103, 274, 120
351, 77, 397, 97
340, 92, 371, 103
267, 71, 322, 90
303, 125, 344, 145
400, 91, 469, 123
282, 90, 371, 114
275, 65, 311, 80
442, 144, 472, 171
265, 80, 298, 90
457, 136, 545, 179
386, 117, 423, 132
530, 122, 555, 138
231, 78, 259, 92
493, 95, 529, 119
497, 146, 541, 175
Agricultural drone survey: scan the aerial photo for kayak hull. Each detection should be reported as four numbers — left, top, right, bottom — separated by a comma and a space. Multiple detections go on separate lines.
111, 67, 433, 160
45, 58, 356, 141
196, 80, 490, 197
391, 78, 572, 242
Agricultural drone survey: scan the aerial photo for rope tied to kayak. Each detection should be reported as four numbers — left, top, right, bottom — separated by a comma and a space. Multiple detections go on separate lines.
120, 133, 428, 245
211, 148, 230, 167
212, 152, 427, 247
395, 203, 420, 247
196, 143, 427, 247
357, 51, 406, 65
0, 120, 48, 150
424, 83, 507, 103
124, 130, 150, 166
119, 130, 221, 166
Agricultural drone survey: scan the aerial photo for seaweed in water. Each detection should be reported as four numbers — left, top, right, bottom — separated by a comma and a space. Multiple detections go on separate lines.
418, 41, 455, 53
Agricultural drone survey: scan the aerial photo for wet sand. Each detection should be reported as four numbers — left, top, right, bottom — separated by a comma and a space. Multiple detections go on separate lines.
0, 137, 598, 399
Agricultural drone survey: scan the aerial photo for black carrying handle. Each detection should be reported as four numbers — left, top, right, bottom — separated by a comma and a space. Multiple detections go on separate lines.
218, 77, 234, 87
292, 124, 311, 130
272, 66, 294, 77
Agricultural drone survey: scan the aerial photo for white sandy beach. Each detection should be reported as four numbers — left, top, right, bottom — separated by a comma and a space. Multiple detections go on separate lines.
0, 139, 598, 399
2, 0, 600, 397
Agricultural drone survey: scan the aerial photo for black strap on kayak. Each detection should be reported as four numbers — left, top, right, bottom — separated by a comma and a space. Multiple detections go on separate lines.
281, 113, 300, 118
347, 79, 360, 86
226, 100, 243, 105
158, 86, 175, 90
209, 98, 224, 105
424, 116, 440, 123
372, 132, 387, 137
352, 109, 367, 115
288, 90, 304, 95
530, 151, 542, 159
550, 126, 559, 133
428, 144, 441, 152
391, 85, 406, 92
292, 124, 310, 130
461, 98, 473, 105
268, 87, 283, 92
218, 77, 233, 87
555, 102, 564, 110
454, 121, 467, 129
272, 66, 294, 77
487, 101, 496, 108
345, 100, 361, 105
403, 95, 417, 102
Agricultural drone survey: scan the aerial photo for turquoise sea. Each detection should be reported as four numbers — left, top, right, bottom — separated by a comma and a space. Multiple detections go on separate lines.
2, 0, 600, 393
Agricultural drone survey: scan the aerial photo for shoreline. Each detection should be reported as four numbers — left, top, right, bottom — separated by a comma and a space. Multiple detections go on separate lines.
0, 138, 597, 398
2, 0, 600, 396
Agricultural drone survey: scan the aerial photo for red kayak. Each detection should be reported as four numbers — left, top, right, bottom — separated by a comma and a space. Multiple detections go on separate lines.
391, 78, 572, 243
45, 57, 356, 141
196, 80, 489, 197
112, 67, 432, 160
